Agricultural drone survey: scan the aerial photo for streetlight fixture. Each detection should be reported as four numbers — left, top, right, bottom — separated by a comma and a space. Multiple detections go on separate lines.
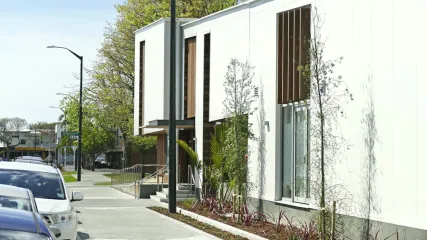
47, 45, 83, 182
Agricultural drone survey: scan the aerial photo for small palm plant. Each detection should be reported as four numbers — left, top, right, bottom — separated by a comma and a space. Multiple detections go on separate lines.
176, 140, 202, 172
209, 123, 229, 211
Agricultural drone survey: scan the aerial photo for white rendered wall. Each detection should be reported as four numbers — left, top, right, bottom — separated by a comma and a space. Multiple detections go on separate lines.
307, 0, 427, 231
183, 0, 427, 232
134, 21, 166, 135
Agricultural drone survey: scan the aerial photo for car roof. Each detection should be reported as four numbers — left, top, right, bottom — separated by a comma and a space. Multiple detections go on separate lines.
0, 208, 51, 236
0, 208, 39, 233
0, 184, 29, 199
14, 159, 47, 165
17, 156, 43, 161
0, 162, 58, 174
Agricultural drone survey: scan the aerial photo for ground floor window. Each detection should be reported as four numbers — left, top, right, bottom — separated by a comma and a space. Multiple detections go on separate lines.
281, 103, 310, 203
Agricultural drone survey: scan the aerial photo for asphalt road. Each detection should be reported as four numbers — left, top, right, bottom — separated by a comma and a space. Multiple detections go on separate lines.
66, 169, 219, 240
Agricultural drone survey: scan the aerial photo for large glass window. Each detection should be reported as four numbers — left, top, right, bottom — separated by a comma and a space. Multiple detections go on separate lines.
281, 104, 310, 203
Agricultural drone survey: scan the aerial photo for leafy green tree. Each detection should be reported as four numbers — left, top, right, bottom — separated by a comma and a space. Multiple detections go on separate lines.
129, 135, 157, 163
222, 59, 257, 221
0, 117, 28, 159
298, 9, 353, 239
30, 122, 57, 160
59, 92, 116, 170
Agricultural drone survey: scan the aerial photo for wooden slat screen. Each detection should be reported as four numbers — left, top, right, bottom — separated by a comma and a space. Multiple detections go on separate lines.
157, 134, 166, 165
139, 41, 145, 135
185, 37, 197, 118
277, 7, 311, 104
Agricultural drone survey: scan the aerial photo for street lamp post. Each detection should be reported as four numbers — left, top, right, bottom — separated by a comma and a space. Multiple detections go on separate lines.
47, 45, 83, 181
168, 0, 177, 213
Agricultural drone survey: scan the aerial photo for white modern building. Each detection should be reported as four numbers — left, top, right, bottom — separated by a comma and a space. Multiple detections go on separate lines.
134, 0, 427, 238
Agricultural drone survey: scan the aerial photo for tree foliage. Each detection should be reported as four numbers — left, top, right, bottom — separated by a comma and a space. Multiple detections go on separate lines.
0, 117, 28, 158
129, 135, 157, 156
30, 122, 56, 143
59, 92, 116, 167
223, 59, 257, 205
85, 0, 236, 162
208, 123, 229, 210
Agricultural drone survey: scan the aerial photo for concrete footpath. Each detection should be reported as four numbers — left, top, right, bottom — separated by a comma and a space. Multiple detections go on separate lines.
67, 169, 219, 240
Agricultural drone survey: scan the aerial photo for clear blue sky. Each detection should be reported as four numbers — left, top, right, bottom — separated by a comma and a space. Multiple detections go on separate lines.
0, 0, 123, 124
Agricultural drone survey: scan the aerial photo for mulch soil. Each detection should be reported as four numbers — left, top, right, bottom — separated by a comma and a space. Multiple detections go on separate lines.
177, 202, 284, 240
148, 206, 248, 240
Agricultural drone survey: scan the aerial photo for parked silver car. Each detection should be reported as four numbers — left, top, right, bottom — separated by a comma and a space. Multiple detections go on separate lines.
0, 184, 38, 212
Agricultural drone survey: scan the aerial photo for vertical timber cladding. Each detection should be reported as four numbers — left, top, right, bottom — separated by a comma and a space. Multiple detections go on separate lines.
185, 37, 197, 118
277, 6, 311, 104
139, 41, 145, 135
203, 33, 213, 164
157, 134, 166, 166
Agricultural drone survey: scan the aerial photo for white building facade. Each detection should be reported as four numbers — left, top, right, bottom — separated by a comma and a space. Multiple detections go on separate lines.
134, 0, 427, 238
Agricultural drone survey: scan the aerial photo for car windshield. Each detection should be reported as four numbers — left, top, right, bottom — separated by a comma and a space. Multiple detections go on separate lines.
0, 170, 65, 200
0, 196, 32, 211
0, 230, 49, 240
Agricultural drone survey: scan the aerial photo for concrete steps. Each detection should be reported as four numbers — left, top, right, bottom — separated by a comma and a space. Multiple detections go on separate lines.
150, 184, 195, 203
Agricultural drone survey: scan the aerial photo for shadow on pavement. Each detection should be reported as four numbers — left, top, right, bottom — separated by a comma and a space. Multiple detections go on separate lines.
77, 232, 90, 240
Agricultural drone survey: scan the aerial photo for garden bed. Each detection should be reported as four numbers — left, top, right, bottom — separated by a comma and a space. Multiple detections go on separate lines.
176, 201, 317, 240
148, 206, 248, 240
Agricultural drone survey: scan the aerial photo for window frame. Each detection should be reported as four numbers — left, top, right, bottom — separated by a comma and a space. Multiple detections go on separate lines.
281, 102, 310, 204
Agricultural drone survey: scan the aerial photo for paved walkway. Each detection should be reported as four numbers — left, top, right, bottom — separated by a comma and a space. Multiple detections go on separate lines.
66, 170, 219, 240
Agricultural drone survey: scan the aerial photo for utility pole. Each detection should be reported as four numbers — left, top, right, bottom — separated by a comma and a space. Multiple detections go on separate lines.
33, 123, 38, 156
168, 0, 177, 213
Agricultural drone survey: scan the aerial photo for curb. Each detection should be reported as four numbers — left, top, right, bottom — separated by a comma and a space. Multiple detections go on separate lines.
159, 202, 268, 240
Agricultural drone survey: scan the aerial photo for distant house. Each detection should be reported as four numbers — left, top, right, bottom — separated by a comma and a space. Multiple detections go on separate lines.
133, 0, 427, 239
0, 129, 57, 159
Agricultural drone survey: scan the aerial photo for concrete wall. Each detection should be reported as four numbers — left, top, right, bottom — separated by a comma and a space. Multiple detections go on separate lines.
182, 0, 427, 237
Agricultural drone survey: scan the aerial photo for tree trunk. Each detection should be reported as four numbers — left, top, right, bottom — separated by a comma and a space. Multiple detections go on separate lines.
91, 157, 95, 171
319, 100, 326, 240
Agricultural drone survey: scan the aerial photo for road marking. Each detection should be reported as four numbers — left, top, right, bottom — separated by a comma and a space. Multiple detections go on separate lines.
82, 197, 133, 199
166, 237, 217, 240
75, 207, 144, 210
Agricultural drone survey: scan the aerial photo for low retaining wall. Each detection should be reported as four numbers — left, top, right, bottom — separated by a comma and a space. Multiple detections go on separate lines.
112, 183, 167, 198
158, 202, 268, 240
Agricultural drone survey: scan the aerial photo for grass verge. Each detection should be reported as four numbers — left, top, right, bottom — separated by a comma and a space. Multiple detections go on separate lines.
94, 181, 111, 186
148, 207, 248, 240
63, 175, 77, 183
61, 171, 77, 175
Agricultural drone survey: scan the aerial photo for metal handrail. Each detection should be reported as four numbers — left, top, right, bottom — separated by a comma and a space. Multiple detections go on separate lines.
111, 164, 167, 186
140, 166, 167, 184
187, 165, 196, 194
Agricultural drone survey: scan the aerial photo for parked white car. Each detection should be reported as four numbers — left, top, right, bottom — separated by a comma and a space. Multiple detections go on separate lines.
0, 162, 84, 240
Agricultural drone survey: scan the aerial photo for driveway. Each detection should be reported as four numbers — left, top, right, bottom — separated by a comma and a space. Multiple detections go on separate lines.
67, 170, 219, 240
